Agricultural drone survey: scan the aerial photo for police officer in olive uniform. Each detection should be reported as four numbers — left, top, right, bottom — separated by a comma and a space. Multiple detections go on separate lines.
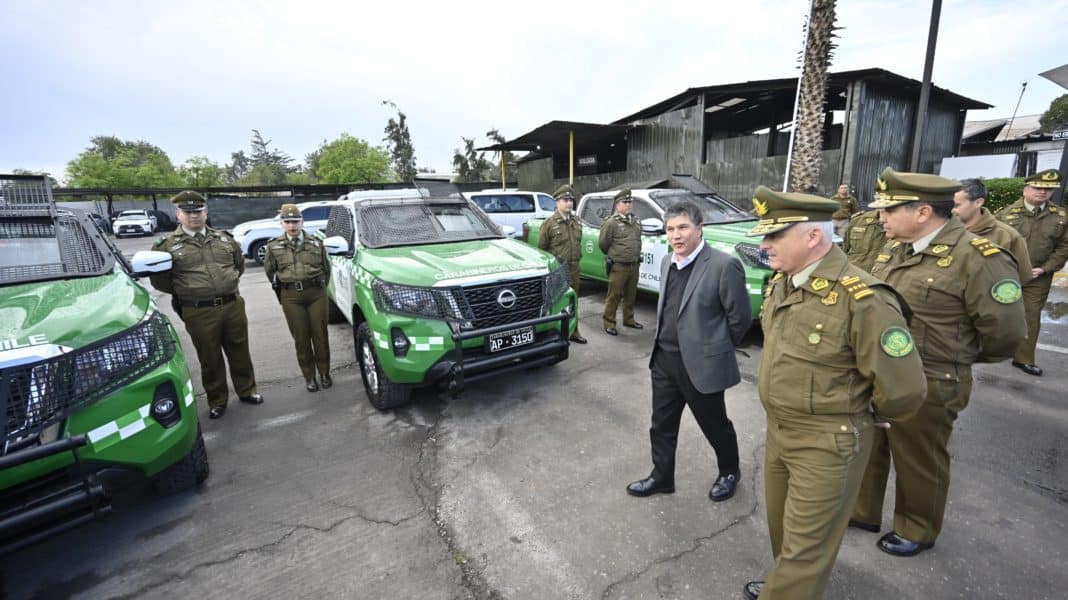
149, 191, 264, 420
599, 188, 643, 335
264, 204, 333, 392
842, 208, 886, 273
994, 169, 1068, 376
537, 184, 587, 343
831, 183, 860, 237
851, 168, 1026, 557
953, 178, 1033, 284
741, 187, 926, 600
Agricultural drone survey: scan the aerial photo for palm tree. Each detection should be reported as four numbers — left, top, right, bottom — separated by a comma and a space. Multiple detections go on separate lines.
787, 0, 838, 193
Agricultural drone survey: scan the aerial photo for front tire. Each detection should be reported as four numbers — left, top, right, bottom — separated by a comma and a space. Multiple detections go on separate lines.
355, 322, 412, 410
251, 240, 268, 266
151, 426, 210, 495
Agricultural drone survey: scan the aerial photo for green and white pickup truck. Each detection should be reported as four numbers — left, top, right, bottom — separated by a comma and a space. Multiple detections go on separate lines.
527, 188, 773, 317
322, 190, 576, 410
0, 175, 207, 554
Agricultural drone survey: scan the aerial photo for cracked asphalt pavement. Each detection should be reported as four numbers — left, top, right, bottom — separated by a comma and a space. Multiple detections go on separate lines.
4, 236, 1067, 599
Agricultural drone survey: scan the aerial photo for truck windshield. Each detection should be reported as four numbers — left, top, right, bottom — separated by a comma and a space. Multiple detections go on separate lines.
0, 215, 113, 286
358, 203, 503, 248
649, 190, 754, 224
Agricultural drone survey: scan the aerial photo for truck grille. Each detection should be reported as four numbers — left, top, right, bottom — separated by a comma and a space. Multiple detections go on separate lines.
1, 312, 176, 454
460, 276, 544, 330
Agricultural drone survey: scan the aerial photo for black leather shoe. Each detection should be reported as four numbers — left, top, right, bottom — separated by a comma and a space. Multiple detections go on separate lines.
848, 519, 880, 533
306, 379, 319, 392
626, 476, 675, 497
623, 321, 644, 329
604, 327, 618, 336
1012, 362, 1043, 376
320, 373, 333, 389
709, 472, 739, 502
877, 532, 933, 557
209, 406, 226, 419
743, 581, 764, 600
239, 393, 264, 405
569, 334, 588, 344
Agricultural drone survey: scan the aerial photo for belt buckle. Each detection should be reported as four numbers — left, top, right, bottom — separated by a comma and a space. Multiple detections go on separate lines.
294, 281, 304, 292
212, 297, 223, 307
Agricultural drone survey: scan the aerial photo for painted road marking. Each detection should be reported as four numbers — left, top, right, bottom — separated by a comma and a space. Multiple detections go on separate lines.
1037, 343, 1068, 355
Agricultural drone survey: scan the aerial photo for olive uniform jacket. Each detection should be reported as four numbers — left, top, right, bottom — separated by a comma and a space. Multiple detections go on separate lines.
870, 218, 1026, 379
263, 231, 331, 285
150, 228, 243, 298
842, 210, 886, 273
965, 207, 1032, 284
995, 199, 1068, 275
537, 212, 583, 263
598, 213, 642, 263
831, 194, 859, 220
759, 246, 925, 432
652, 244, 751, 394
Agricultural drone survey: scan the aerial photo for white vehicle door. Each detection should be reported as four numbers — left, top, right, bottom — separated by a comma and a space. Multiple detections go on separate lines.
629, 198, 669, 292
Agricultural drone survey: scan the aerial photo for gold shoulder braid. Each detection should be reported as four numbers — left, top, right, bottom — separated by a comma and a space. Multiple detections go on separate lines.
969, 237, 1001, 257
840, 275, 874, 300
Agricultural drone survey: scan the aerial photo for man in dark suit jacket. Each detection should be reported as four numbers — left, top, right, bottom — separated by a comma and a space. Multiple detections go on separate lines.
626, 200, 752, 501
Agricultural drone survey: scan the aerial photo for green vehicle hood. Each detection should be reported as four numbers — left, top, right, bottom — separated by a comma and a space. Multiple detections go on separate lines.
703, 221, 761, 243
0, 269, 151, 353
360, 239, 553, 286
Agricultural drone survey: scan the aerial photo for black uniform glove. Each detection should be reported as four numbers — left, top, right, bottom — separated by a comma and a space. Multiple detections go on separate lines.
170, 296, 184, 321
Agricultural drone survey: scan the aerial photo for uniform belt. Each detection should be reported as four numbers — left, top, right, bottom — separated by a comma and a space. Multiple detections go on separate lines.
180, 294, 237, 308
612, 260, 638, 265
280, 279, 322, 291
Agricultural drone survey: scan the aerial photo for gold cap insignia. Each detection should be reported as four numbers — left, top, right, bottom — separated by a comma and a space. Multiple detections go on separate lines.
811, 278, 829, 291
1042, 171, 1058, 181
752, 197, 769, 217
932, 244, 949, 254
821, 291, 838, 306
876, 177, 888, 191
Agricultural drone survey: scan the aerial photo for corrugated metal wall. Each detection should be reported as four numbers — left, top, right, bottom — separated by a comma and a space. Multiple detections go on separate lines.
699, 150, 843, 205
918, 104, 963, 175
626, 104, 704, 179
706, 135, 768, 163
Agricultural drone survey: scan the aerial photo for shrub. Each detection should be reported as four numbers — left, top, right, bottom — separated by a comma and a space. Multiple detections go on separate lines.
980, 177, 1024, 213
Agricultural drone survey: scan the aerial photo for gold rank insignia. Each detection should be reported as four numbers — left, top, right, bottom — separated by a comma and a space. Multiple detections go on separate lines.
840, 276, 874, 300
991, 279, 1022, 304
811, 277, 829, 291
891, 241, 901, 249
875, 254, 891, 263
932, 244, 949, 254
821, 291, 838, 305
865, 217, 877, 224
752, 197, 769, 216
969, 237, 1001, 256
937, 256, 953, 267
772, 272, 784, 281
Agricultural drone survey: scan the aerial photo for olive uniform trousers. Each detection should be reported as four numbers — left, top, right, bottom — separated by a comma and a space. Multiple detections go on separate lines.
762, 423, 873, 598
280, 286, 330, 380
1016, 272, 1053, 365
853, 377, 971, 544
603, 262, 639, 329
182, 297, 257, 410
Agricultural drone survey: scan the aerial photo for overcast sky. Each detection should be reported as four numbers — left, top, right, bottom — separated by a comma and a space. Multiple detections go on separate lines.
3, 0, 1066, 182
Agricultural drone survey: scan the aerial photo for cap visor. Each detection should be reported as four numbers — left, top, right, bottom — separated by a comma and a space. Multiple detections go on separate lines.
746, 221, 792, 237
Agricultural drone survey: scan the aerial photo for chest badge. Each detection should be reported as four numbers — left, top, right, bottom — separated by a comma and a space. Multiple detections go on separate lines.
811, 278, 829, 291
936, 256, 953, 268
821, 291, 838, 306
808, 333, 821, 345
932, 244, 949, 254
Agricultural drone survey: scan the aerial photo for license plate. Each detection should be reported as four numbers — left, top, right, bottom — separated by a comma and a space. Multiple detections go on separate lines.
487, 326, 535, 353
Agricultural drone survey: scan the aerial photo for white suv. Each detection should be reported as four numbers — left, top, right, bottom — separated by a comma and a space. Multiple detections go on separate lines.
464, 189, 556, 239
112, 209, 157, 237
231, 200, 337, 265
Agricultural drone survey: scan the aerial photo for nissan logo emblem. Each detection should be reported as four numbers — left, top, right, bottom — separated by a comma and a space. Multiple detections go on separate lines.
496, 289, 517, 309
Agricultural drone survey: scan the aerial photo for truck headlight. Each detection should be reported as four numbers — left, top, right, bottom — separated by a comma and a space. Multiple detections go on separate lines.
71, 311, 176, 400
734, 243, 771, 269
372, 279, 466, 320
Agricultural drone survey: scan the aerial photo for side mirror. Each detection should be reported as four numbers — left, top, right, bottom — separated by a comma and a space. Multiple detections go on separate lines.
130, 250, 173, 275
640, 218, 665, 235
323, 235, 350, 255
500, 225, 517, 238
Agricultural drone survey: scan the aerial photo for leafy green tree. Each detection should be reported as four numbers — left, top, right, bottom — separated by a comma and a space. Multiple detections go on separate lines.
313, 133, 392, 184
1039, 94, 1068, 133
225, 150, 251, 184
65, 136, 183, 188
286, 171, 316, 185
382, 100, 417, 182
452, 137, 492, 183
226, 130, 296, 185
178, 156, 225, 187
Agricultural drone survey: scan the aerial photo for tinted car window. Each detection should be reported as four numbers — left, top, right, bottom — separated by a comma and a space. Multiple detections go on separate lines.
649, 190, 753, 224
537, 194, 556, 212
471, 194, 535, 214
579, 196, 615, 228
301, 206, 331, 221
630, 199, 659, 222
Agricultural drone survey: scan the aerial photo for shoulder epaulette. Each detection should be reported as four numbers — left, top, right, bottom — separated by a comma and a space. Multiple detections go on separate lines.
969, 237, 1001, 257
840, 275, 874, 300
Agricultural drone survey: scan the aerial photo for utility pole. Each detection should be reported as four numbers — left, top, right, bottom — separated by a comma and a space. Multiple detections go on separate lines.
909, 0, 942, 172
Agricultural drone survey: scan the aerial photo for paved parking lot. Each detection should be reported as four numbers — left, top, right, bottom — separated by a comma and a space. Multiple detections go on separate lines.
4, 233, 1068, 599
